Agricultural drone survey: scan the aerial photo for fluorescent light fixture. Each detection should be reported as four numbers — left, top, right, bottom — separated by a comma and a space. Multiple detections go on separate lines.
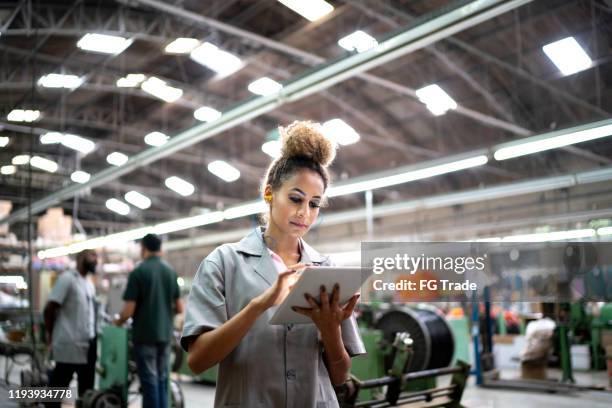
0, 136, 9, 147
278, 0, 333, 21
116, 73, 146, 87
71, 170, 91, 184
190, 42, 243, 77
598, 227, 612, 236
208, 160, 240, 182
60, 133, 95, 154
141, 76, 183, 102
248, 77, 282, 96
328, 155, 488, 197
40, 132, 95, 154
194, 106, 222, 122
77, 33, 132, 55
322, 119, 360, 145
1, 165, 16, 175
261, 140, 281, 158
416, 84, 457, 116
165, 176, 195, 196
40, 132, 62, 144
7, 109, 40, 122
144, 131, 169, 147
125, 191, 151, 210
30, 156, 58, 173
338, 30, 378, 53
502, 228, 595, 242
154, 211, 224, 235
165, 38, 200, 54
494, 120, 612, 161
38, 73, 84, 89
223, 201, 267, 219
105, 198, 130, 216
12, 155, 30, 165
542, 36, 592, 76
106, 152, 128, 166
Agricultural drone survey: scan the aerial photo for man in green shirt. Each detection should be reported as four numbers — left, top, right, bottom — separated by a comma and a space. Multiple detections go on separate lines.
115, 234, 183, 408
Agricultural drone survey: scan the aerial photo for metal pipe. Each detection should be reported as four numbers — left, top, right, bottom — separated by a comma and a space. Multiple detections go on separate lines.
1, 0, 531, 226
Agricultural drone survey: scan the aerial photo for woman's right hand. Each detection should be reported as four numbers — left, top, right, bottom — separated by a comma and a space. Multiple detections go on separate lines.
251, 263, 305, 312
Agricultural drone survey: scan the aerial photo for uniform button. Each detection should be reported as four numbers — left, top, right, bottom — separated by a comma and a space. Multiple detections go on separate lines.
286, 369, 296, 380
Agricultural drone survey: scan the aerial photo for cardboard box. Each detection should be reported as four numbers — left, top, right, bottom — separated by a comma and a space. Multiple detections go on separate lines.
521, 359, 547, 380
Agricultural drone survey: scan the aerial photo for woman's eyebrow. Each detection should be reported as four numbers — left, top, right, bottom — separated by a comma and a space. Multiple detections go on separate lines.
290, 187, 321, 199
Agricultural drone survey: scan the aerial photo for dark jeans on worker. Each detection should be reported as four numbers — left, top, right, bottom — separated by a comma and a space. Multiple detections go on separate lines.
133, 342, 170, 408
46, 337, 97, 408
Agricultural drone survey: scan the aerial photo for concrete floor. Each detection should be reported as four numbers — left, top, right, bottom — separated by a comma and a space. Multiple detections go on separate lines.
1, 356, 611, 407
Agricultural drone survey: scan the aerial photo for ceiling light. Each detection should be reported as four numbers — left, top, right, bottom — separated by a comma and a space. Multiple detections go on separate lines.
124, 191, 151, 210
12, 155, 30, 165
542, 36, 592, 76
207, 160, 240, 182
165, 38, 200, 54
190, 42, 243, 77
7, 109, 40, 122
141, 76, 183, 103
60, 133, 96, 154
0, 136, 9, 147
1, 165, 16, 175
30, 156, 58, 173
77, 33, 132, 55
116, 73, 146, 87
338, 30, 378, 53
38, 73, 84, 89
154, 211, 224, 235
105, 198, 130, 216
223, 201, 267, 219
322, 119, 360, 145
502, 228, 596, 242
71, 170, 91, 184
327, 155, 488, 197
106, 152, 128, 166
597, 227, 612, 236
494, 119, 612, 161
415, 84, 458, 116
248, 77, 282, 96
261, 140, 281, 158
278, 0, 334, 21
144, 131, 169, 147
40, 132, 62, 144
165, 176, 195, 196
194, 106, 222, 122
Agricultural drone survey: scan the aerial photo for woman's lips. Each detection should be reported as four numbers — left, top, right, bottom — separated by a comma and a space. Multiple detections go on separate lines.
290, 221, 307, 228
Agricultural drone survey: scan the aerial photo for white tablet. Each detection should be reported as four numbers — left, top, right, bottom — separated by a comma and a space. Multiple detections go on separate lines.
269, 266, 371, 325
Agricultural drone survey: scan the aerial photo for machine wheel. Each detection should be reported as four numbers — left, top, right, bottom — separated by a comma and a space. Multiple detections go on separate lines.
91, 390, 122, 408
375, 306, 454, 372
170, 380, 184, 408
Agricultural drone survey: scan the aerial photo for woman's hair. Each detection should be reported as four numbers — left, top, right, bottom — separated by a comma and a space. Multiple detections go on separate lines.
261, 120, 336, 197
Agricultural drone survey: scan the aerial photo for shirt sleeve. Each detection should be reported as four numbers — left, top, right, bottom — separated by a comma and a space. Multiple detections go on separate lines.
180, 252, 228, 352
123, 269, 139, 301
48, 273, 72, 305
341, 314, 367, 357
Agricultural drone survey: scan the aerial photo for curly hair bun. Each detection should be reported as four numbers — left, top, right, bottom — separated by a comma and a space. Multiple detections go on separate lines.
279, 121, 336, 167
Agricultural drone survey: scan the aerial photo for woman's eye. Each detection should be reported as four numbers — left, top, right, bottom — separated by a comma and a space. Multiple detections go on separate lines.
310, 202, 321, 208
289, 196, 302, 204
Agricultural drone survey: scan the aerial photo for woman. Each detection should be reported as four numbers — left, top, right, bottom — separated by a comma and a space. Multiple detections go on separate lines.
180, 121, 365, 407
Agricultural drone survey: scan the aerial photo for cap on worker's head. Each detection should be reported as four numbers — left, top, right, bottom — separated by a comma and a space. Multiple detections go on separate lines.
141, 233, 162, 252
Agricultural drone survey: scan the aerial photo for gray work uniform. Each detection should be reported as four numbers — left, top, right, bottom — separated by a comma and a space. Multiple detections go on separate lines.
47, 270, 96, 364
181, 227, 366, 408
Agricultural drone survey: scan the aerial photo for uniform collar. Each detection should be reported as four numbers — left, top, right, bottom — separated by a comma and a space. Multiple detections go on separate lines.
236, 226, 327, 264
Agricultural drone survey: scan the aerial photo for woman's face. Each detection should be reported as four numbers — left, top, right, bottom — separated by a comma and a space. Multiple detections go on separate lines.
267, 169, 325, 239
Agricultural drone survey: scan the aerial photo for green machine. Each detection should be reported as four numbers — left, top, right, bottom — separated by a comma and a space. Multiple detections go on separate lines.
79, 326, 184, 408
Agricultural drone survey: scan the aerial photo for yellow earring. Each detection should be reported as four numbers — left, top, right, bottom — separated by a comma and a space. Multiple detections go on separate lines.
264, 194, 273, 203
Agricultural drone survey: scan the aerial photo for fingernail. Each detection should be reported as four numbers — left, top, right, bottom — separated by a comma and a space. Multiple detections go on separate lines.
334, 283, 339, 290
320, 285, 325, 292
304, 294, 309, 300
291, 306, 297, 311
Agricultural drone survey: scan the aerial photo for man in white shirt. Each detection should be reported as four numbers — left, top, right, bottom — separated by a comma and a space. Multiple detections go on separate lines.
44, 249, 98, 407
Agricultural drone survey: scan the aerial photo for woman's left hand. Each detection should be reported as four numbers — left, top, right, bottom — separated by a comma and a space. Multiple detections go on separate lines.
292, 284, 360, 335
